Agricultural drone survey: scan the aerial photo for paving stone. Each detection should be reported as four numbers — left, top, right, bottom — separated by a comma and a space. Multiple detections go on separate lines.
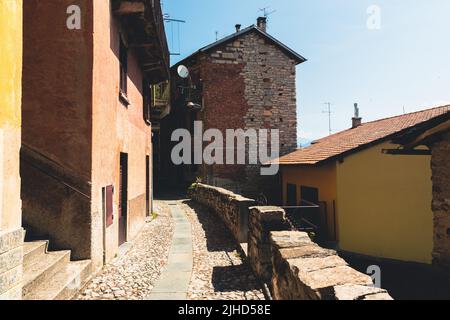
74, 201, 174, 300
181, 201, 265, 300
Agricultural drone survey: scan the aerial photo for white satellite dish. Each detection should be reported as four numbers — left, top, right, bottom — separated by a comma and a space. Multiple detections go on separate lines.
177, 65, 190, 79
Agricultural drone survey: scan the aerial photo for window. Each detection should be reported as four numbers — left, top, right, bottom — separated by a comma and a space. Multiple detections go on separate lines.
119, 35, 128, 104
300, 186, 319, 205
287, 184, 297, 206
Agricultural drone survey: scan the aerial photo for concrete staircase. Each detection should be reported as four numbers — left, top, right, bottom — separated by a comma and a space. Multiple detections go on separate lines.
22, 240, 91, 300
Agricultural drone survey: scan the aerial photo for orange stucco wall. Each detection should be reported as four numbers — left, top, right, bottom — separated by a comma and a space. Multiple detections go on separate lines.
22, 0, 152, 269
281, 163, 338, 239
22, 0, 93, 179
91, 0, 152, 265
21, 0, 95, 261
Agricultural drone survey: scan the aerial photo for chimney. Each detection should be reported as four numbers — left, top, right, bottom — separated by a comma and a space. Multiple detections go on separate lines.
257, 17, 267, 32
235, 24, 241, 32
352, 103, 362, 128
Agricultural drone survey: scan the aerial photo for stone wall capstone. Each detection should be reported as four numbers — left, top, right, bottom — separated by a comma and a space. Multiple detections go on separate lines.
270, 231, 393, 300
247, 206, 290, 285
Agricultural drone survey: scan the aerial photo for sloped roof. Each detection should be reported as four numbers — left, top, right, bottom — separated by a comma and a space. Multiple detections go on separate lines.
173, 25, 307, 67
273, 105, 450, 165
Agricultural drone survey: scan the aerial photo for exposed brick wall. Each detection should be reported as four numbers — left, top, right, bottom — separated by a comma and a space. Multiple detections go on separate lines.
175, 29, 299, 198
431, 131, 450, 267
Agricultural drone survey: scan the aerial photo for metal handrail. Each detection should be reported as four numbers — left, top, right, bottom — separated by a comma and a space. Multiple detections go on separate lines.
21, 145, 91, 199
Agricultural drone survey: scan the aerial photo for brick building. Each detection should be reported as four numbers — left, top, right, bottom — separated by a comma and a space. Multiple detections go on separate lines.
19, 0, 169, 299
158, 18, 306, 198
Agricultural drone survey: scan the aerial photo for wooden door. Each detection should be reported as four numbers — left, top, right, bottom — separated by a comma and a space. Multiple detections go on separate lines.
119, 153, 128, 245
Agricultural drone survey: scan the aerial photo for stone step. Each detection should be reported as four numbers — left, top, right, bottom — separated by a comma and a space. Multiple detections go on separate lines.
23, 240, 49, 263
22, 249, 71, 299
24, 260, 92, 300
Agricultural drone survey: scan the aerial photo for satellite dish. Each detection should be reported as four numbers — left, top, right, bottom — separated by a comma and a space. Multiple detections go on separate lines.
177, 65, 190, 79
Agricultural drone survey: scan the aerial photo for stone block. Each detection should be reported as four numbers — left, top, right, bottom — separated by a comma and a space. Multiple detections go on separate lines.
279, 244, 335, 260
304, 266, 373, 293
270, 231, 312, 249
0, 283, 22, 300
0, 246, 23, 274
289, 255, 348, 275
0, 229, 24, 255
0, 265, 22, 295
333, 284, 391, 300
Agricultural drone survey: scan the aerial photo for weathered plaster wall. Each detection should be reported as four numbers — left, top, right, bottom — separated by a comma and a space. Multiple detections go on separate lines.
0, 0, 23, 232
22, 0, 93, 178
91, 1, 152, 267
431, 131, 450, 267
336, 141, 433, 264
0, 0, 23, 300
21, 0, 94, 263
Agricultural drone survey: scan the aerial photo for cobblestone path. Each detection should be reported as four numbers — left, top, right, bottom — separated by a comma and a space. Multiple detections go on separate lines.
75, 201, 174, 300
180, 201, 265, 300
75, 199, 264, 300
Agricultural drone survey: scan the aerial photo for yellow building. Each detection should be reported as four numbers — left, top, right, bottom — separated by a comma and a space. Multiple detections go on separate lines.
277, 105, 450, 264
0, 0, 24, 299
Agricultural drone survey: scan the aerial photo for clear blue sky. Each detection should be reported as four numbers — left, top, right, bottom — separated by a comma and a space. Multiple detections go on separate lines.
162, 0, 450, 145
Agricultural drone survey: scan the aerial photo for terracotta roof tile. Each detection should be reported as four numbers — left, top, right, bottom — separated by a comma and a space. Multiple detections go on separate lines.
275, 105, 450, 165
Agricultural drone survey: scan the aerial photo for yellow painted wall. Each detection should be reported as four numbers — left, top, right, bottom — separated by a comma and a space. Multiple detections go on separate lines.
336, 141, 433, 264
282, 163, 338, 239
0, 0, 22, 128
0, 0, 22, 231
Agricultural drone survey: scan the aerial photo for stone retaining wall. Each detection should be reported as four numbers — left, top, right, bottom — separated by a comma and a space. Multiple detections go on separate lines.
247, 207, 290, 285
189, 184, 255, 243
270, 231, 392, 300
190, 185, 393, 300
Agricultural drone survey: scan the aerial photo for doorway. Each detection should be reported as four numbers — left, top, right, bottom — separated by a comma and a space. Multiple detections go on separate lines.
119, 153, 128, 245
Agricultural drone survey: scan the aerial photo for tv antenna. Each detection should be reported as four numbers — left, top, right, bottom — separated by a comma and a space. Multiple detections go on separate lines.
323, 102, 333, 135
163, 14, 186, 56
259, 6, 277, 19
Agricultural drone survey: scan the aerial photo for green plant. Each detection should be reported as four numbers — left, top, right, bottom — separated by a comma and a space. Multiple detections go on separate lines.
151, 212, 159, 220
188, 177, 202, 192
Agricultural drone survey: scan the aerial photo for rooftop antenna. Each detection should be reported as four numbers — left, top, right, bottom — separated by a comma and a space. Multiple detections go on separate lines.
259, 6, 277, 18
258, 6, 277, 24
215, 31, 219, 41
323, 102, 333, 135
163, 13, 186, 56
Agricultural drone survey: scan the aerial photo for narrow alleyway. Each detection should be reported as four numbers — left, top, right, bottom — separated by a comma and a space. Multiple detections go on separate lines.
75, 199, 264, 300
